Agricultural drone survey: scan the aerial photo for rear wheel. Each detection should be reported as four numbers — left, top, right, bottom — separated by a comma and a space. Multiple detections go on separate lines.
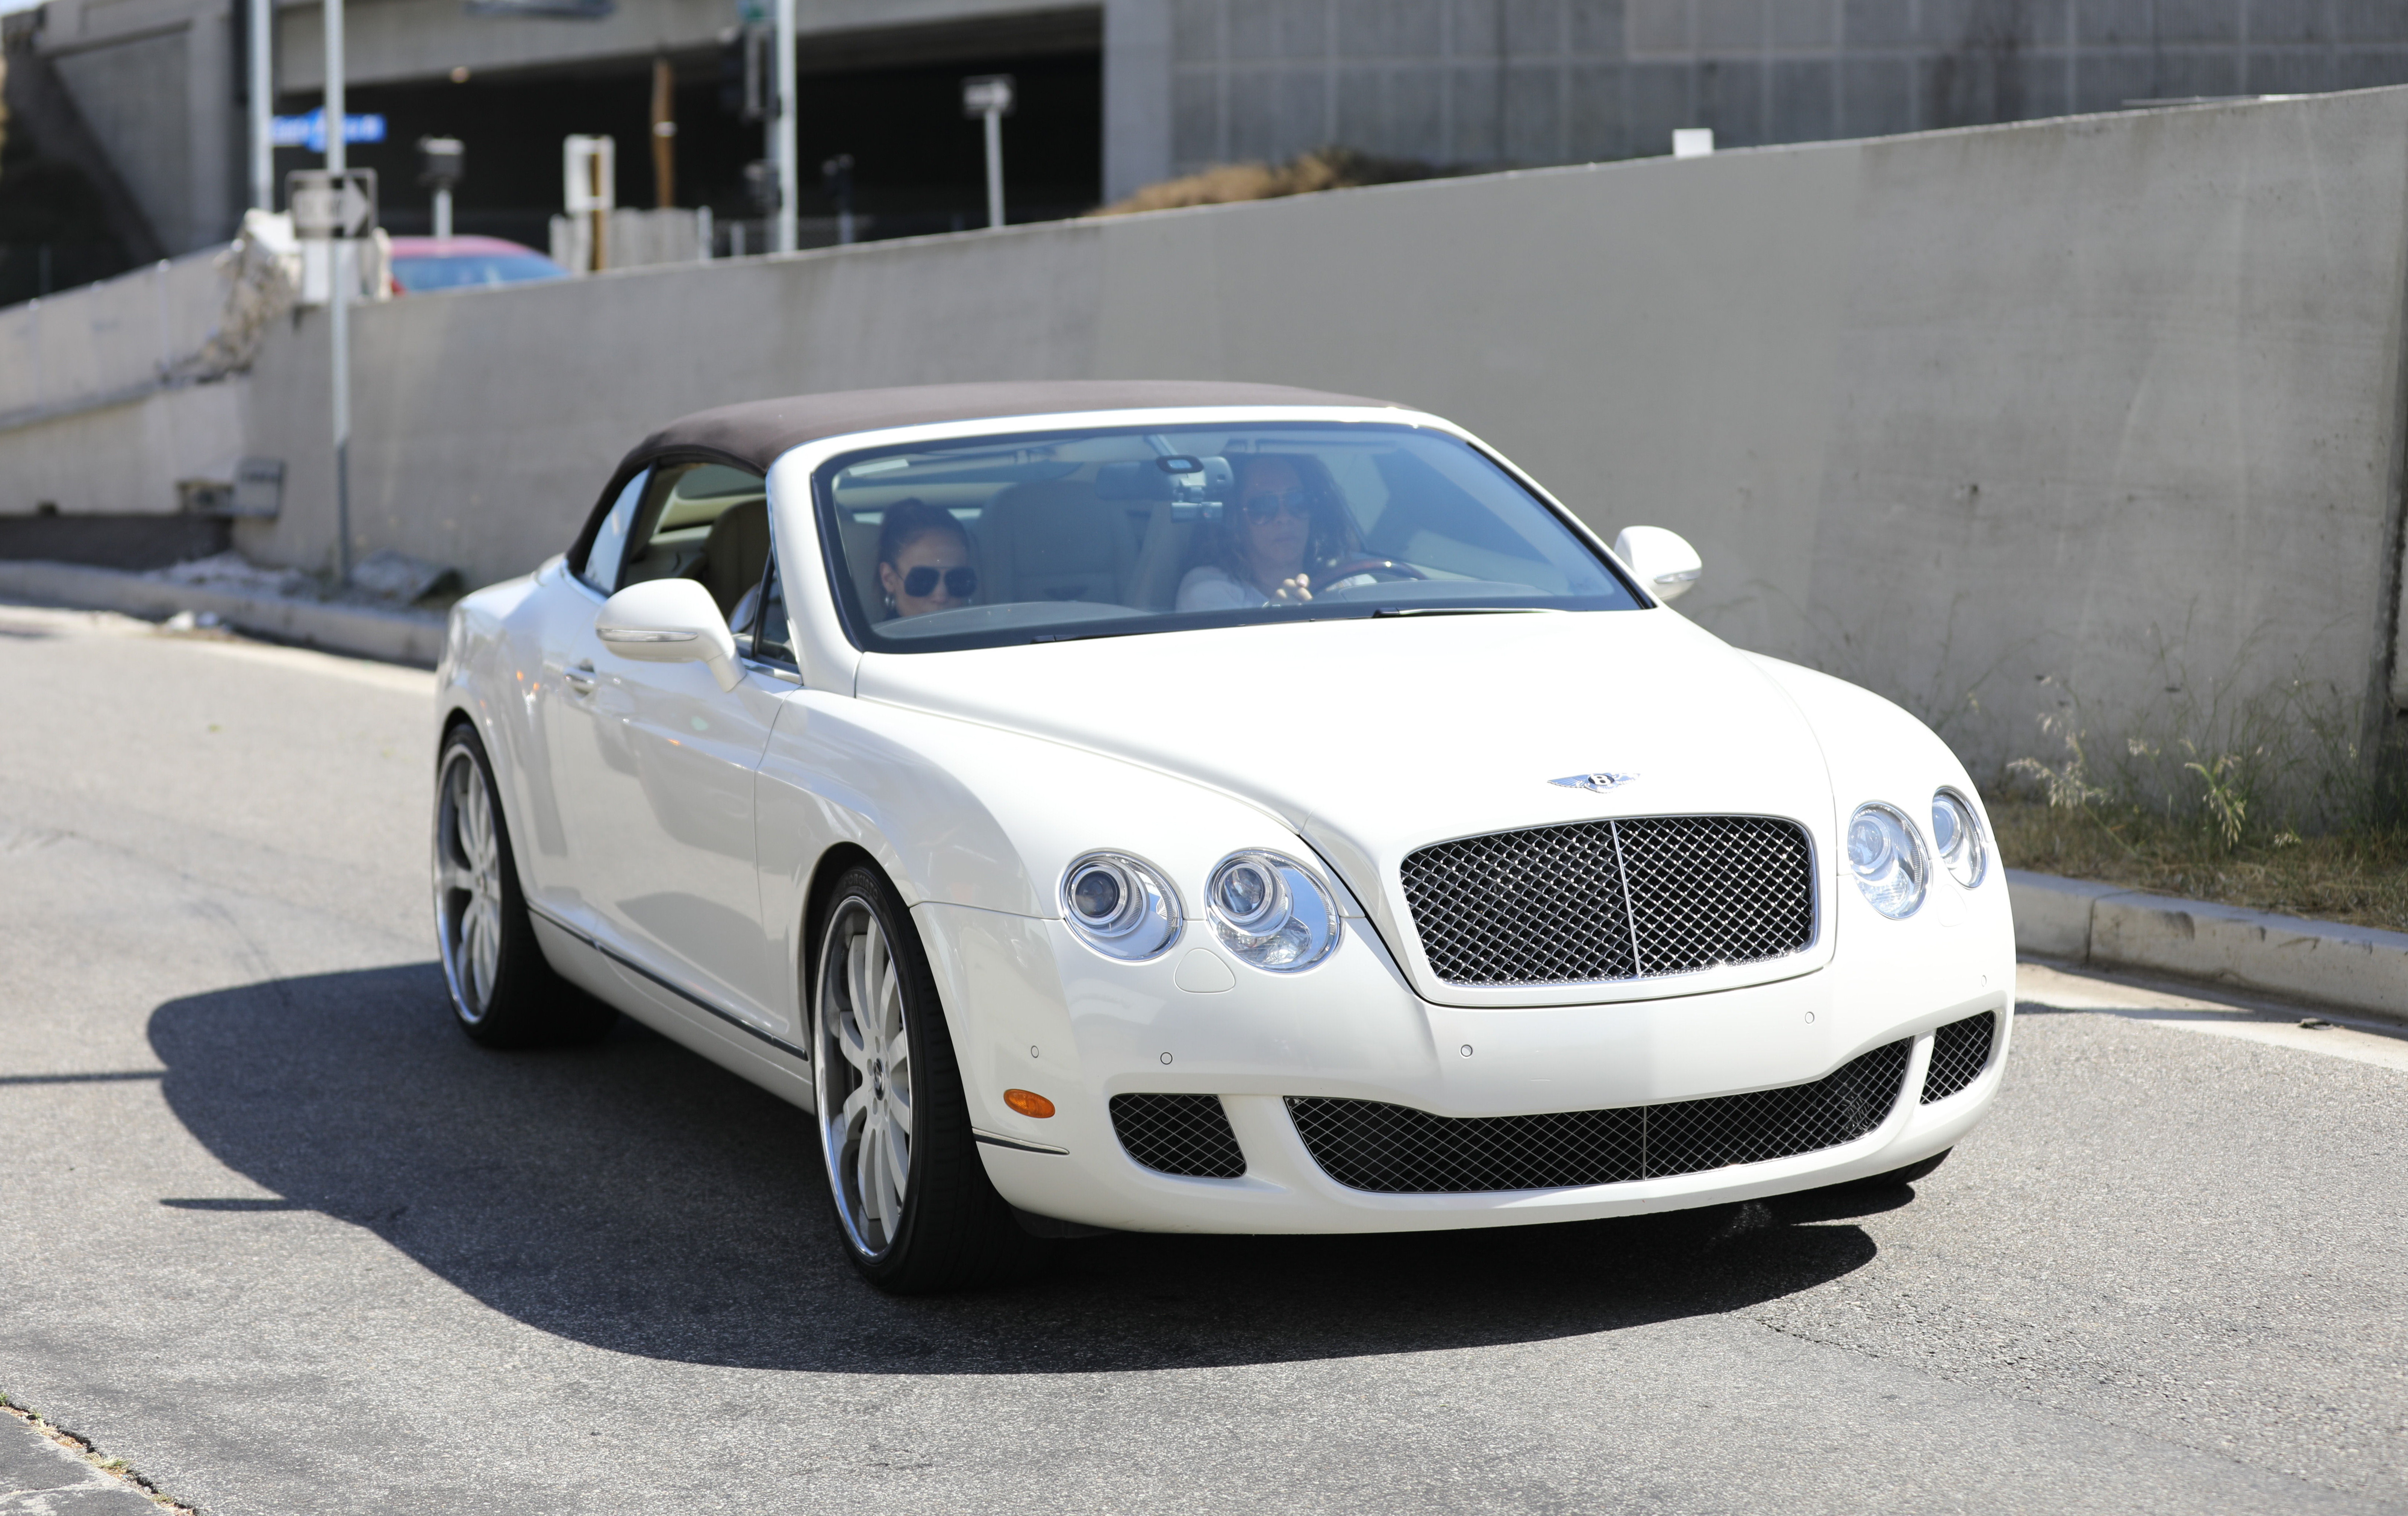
812, 865, 1048, 1292
432, 724, 615, 1048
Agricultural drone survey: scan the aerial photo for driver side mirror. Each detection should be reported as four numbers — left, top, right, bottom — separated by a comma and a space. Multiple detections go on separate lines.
1612, 526, 1704, 604
596, 578, 742, 691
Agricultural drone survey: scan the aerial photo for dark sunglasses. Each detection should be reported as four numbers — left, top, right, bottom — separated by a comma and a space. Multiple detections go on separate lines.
901, 565, 977, 599
1240, 488, 1312, 524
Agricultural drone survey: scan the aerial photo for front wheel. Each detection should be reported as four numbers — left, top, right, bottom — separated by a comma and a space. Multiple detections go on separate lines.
812, 865, 1048, 1292
432, 724, 615, 1048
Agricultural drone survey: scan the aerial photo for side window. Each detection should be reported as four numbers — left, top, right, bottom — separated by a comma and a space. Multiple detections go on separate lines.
620, 461, 770, 617
576, 467, 647, 593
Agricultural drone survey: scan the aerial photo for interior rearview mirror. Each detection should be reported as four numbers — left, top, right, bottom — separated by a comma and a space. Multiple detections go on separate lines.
1611, 526, 1704, 604
596, 578, 742, 690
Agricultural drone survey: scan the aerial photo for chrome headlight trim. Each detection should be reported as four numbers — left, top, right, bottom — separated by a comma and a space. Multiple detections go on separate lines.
1846, 802, 1929, 919
1059, 850, 1183, 961
1931, 788, 1988, 889
1206, 849, 1342, 972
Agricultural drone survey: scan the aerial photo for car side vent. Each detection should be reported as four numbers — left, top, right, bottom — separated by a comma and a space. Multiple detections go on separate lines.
1920, 1011, 1997, 1104
1110, 1093, 1246, 1178
1286, 1040, 1910, 1193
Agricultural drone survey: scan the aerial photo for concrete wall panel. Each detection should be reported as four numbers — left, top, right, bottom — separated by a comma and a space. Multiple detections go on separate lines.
50, 30, 192, 252
0, 381, 248, 515
218, 87, 2408, 782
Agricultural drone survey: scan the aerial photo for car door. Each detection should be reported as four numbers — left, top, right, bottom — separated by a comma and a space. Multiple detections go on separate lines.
538, 459, 788, 1025
517, 463, 646, 931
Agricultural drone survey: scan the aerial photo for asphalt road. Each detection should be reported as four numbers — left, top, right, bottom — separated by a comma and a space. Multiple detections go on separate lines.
4, 602, 2406, 1515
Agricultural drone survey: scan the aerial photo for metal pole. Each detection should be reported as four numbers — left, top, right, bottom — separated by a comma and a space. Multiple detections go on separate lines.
249, 0, 273, 211
773, 0, 797, 253
982, 107, 1003, 228
432, 186, 452, 239
325, 0, 352, 585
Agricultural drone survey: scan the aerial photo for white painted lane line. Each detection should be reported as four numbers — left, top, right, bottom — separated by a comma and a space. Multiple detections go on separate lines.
2017, 961, 2408, 1073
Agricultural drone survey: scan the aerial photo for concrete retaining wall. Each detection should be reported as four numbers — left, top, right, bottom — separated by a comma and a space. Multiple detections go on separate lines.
0, 252, 228, 423
0, 380, 250, 516
217, 88, 2408, 779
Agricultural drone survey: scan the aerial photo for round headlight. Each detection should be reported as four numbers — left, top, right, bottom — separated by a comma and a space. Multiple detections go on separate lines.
1206, 850, 1341, 971
1931, 790, 1987, 889
1847, 803, 1928, 919
1060, 851, 1182, 961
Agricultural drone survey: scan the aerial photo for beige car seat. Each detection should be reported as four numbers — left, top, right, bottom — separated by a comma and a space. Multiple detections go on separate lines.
977, 481, 1135, 606
697, 498, 771, 617
838, 512, 887, 615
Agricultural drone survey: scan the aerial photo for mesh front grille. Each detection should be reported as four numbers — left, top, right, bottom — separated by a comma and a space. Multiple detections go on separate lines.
1920, 1011, 1997, 1104
1400, 816, 1814, 986
1286, 1040, 1910, 1193
1110, 1093, 1246, 1178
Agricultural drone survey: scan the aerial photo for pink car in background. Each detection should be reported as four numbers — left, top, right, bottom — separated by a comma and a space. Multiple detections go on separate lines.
387, 235, 568, 294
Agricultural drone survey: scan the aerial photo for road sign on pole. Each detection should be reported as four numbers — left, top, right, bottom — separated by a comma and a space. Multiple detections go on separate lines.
286, 169, 379, 238
962, 74, 1014, 229
270, 109, 388, 153
562, 136, 614, 271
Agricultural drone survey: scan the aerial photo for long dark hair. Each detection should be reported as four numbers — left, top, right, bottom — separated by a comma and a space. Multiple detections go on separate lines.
876, 497, 970, 569
1185, 453, 1359, 587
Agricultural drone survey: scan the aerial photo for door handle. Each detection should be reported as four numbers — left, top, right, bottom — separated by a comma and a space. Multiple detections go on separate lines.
561, 660, 597, 696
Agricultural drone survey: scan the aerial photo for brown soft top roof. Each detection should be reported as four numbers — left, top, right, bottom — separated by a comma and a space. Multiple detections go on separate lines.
626, 379, 1405, 474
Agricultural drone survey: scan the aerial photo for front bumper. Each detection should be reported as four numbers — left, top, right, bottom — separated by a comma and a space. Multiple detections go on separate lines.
915, 895, 2015, 1236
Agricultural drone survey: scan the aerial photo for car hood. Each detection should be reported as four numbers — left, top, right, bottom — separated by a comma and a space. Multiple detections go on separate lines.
855, 609, 1840, 1004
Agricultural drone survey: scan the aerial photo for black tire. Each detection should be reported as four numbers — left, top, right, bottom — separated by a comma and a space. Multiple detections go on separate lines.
811, 864, 1051, 1293
1837, 1148, 1951, 1192
432, 722, 617, 1048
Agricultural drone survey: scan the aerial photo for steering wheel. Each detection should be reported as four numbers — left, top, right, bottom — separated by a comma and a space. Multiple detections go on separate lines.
1312, 558, 1427, 594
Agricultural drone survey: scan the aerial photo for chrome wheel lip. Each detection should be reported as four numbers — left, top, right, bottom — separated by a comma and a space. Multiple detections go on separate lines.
432, 742, 505, 1025
814, 893, 915, 1263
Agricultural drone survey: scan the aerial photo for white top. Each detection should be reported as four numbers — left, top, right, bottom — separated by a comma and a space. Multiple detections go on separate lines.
1175, 565, 1271, 612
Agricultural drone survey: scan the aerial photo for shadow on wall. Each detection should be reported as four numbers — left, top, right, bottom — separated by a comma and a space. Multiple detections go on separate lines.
149, 965, 1893, 1372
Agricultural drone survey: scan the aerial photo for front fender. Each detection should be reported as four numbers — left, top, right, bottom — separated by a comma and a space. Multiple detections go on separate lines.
755, 692, 1325, 1040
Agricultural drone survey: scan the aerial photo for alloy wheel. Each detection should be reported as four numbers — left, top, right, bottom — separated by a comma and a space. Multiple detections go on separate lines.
817, 897, 916, 1258
433, 745, 505, 1020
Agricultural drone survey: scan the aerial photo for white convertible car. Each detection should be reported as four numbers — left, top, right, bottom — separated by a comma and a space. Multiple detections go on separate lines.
433, 381, 2014, 1292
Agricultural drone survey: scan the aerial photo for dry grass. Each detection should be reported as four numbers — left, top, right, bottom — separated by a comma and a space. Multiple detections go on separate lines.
1090, 146, 1442, 215
0, 1395, 197, 1512
1987, 797, 2408, 932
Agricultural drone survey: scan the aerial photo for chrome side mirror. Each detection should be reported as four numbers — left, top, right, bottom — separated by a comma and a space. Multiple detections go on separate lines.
595, 578, 741, 691
1612, 526, 1704, 604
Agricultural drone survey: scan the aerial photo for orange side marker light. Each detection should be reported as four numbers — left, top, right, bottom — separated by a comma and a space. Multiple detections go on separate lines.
1003, 1088, 1056, 1119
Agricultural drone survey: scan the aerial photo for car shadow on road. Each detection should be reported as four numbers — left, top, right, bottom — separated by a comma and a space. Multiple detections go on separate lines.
151, 965, 1889, 1375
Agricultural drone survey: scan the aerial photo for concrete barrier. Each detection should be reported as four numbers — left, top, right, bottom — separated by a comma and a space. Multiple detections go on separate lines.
0, 560, 444, 666
19, 86, 2408, 782
2008, 869, 2408, 1022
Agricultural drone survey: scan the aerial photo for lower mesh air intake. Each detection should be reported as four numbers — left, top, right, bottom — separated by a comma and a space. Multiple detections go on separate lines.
1110, 1093, 1247, 1178
1285, 1040, 1912, 1193
1920, 1011, 1998, 1103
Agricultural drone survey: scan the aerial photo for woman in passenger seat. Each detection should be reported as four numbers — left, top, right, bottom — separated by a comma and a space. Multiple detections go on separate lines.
1175, 454, 1354, 612
877, 498, 978, 619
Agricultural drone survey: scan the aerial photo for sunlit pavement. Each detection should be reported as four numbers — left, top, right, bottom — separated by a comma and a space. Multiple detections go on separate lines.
3, 602, 2403, 1514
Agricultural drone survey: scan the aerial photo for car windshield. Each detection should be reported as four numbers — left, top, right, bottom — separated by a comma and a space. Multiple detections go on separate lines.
391, 252, 568, 291
816, 421, 1641, 651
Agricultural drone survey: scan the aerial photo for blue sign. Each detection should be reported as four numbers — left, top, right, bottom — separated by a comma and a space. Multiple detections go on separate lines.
270, 110, 387, 154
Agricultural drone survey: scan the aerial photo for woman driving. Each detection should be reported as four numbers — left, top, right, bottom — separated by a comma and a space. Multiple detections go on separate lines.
877, 498, 977, 619
1174, 454, 1357, 612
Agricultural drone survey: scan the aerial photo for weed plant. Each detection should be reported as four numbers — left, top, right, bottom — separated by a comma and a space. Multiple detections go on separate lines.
1986, 643, 2408, 929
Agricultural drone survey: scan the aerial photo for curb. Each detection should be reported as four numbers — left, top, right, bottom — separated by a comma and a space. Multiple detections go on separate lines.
0, 558, 443, 667
2008, 868, 2408, 1022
